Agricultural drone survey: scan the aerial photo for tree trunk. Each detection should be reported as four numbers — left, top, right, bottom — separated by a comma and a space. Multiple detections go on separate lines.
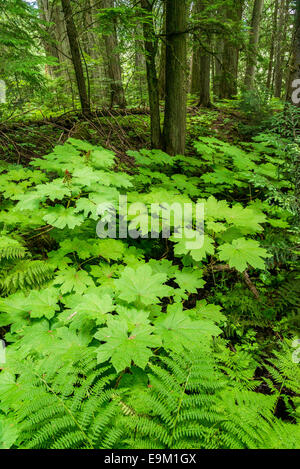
244, 0, 264, 89
191, 48, 201, 96
288, 0, 300, 105
37, 0, 60, 77
190, 0, 201, 95
52, 2, 73, 77
81, 0, 107, 105
266, 0, 279, 91
134, 13, 147, 105
274, 0, 289, 98
219, 0, 244, 99
190, 0, 211, 106
198, 53, 211, 106
141, 0, 162, 148
213, 36, 224, 98
158, 1, 166, 100
102, 0, 126, 108
61, 0, 90, 114
163, 0, 188, 156
287, 0, 300, 220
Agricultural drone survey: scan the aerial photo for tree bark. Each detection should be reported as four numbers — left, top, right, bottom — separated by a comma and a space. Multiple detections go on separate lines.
158, 1, 166, 100
266, 0, 279, 91
190, 0, 211, 106
61, 0, 90, 114
244, 0, 264, 89
102, 0, 126, 108
37, 0, 60, 77
288, 0, 300, 105
213, 35, 224, 98
287, 0, 300, 221
163, 0, 188, 156
134, 17, 147, 105
81, 0, 107, 105
219, 0, 244, 99
140, 0, 162, 149
190, 0, 201, 95
274, 0, 290, 98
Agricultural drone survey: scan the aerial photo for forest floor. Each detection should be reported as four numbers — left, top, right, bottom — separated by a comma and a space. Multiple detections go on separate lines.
0, 101, 299, 449
0, 105, 246, 166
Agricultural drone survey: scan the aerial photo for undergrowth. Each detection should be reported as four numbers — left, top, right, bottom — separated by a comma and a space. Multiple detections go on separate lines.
0, 111, 299, 449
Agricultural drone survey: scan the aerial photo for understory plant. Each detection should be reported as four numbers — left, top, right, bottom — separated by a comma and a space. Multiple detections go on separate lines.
0, 134, 298, 449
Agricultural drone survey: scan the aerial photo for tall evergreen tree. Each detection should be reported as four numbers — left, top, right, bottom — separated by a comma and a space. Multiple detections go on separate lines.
61, 0, 90, 114
219, 0, 244, 99
140, 0, 162, 148
163, 0, 188, 155
244, 0, 264, 89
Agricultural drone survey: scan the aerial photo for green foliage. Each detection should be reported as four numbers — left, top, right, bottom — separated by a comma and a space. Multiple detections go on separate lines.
122, 347, 293, 449
0, 0, 49, 116
218, 238, 271, 272
238, 89, 273, 124
0, 0, 299, 450
0, 235, 54, 295
1, 342, 298, 450
115, 264, 172, 306
0, 135, 298, 450
0, 351, 122, 449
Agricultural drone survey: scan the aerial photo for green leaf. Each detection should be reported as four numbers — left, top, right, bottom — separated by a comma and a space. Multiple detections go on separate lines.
89, 263, 121, 287
95, 316, 161, 372
0, 292, 29, 315
43, 205, 84, 229
35, 179, 72, 201
224, 205, 266, 233
27, 287, 60, 320
90, 149, 116, 169
218, 238, 271, 272
66, 293, 115, 326
95, 239, 126, 261
72, 167, 102, 187
54, 268, 94, 294
74, 198, 98, 220
59, 238, 98, 260
115, 264, 172, 306
66, 138, 94, 152
0, 417, 19, 449
192, 300, 226, 324
116, 306, 151, 331
155, 310, 221, 351
174, 268, 205, 294
172, 231, 215, 262
15, 191, 46, 211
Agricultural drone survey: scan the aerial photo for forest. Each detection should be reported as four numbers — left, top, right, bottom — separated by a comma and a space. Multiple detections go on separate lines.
0, 0, 299, 451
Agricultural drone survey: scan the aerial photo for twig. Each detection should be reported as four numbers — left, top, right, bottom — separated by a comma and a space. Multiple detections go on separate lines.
243, 270, 260, 300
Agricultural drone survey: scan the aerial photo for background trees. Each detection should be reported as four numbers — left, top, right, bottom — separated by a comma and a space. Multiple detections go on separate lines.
0, 0, 298, 152
244, 0, 264, 89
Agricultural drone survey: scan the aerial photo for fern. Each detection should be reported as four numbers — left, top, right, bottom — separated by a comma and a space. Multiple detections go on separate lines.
0, 236, 54, 295
264, 340, 300, 401
0, 135, 298, 450
0, 236, 28, 261
121, 348, 287, 449
3, 351, 123, 449
0, 259, 54, 294
1, 344, 299, 449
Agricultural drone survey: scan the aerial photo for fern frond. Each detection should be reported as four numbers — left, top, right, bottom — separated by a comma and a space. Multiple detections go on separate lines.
0, 259, 54, 294
123, 349, 289, 449
0, 236, 28, 261
5, 353, 122, 449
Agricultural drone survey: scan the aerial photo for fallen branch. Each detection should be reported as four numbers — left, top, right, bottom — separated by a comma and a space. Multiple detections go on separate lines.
243, 270, 260, 300
205, 264, 260, 299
